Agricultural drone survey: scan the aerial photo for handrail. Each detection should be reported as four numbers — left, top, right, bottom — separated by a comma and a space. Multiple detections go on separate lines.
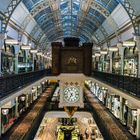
92, 71, 140, 98
0, 69, 50, 99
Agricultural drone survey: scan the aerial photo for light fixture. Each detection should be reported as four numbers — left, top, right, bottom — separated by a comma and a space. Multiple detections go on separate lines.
37, 52, 42, 56
5, 39, 19, 45
20, 96, 26, 101
133, 110, 137, 116
92, 55, 96, 58
96, 47, 101, 50
123, 41, 136, 47
30, 49, 38, 53
2, 108, 9, 115
41, 54, 45, 57
95, 53, 101, 57
21, 45, 31, 50
100, 50, 108, 55
108, 47, 118, 52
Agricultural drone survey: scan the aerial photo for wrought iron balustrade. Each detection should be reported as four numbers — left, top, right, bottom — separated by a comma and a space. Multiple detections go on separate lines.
92, 71, 140, 98
0, 70, 49, 99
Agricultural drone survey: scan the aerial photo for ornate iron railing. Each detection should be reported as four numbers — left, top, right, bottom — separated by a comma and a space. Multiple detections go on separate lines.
0, 69, 50, 99
92, 71, 140, 98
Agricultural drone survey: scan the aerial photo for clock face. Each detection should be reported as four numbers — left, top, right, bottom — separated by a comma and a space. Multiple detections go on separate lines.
63, 86, 80, 103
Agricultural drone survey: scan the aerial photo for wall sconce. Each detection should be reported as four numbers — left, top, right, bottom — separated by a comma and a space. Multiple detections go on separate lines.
5, 39, 19, 45
2, 108, 9, 115
123, 41, 136, 47
20, 96, 26, 101
42, 81, 45, 85
21, 45, 31, 50
133, 110, 137, 116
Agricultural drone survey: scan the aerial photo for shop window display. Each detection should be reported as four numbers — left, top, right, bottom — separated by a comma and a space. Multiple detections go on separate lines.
18, 50, 32, 73
18, 95, 26, 114
112, 51, 121, 74
1, 106, 16, 134
124, 47, 138, 77
94, 56, 100, 71
1, 44, 15, 75
98, 56, 104, 72
104, 54, 110, 72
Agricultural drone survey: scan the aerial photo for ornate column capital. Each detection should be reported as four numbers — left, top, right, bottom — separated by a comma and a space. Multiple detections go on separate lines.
117, 43, 125, 56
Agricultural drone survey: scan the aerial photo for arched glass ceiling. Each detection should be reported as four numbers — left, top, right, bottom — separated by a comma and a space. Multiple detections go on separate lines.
22, 0, 119, 42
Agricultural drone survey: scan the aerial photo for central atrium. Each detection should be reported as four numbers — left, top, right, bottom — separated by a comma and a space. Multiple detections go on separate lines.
0, 0, 140, 140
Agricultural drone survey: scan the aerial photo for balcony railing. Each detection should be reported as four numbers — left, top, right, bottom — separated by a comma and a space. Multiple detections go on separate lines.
0, 69, 50, 99
92, 71, 140, 98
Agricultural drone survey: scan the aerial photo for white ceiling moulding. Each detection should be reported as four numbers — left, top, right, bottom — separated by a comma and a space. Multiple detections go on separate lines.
21, 45, 31, 50
5, 39, 19, 45
100, 50, 108, 55
108, 47, 118, 52
30, 49, 38, 53
95, 53, 101, 57
123, 41, 136, 47
37, 52, 42, 56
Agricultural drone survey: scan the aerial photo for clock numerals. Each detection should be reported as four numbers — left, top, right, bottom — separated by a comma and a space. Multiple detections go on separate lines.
63, 86, 80, 103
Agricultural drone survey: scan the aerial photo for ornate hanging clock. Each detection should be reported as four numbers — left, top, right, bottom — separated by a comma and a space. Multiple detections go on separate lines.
59, 82, 84, 108
63, 86, 80, 103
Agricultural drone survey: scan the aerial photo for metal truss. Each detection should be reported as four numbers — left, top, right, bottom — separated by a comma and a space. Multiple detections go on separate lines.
1, 0, 21, 33
1, 0, 139, 45
30, 0, 50, 17
79, 14, 109, 44
30, 25, 40, 37
118, 0, 139, 35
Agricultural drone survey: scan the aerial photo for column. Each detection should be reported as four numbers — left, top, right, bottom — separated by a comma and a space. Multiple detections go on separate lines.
136, 109, 140, 139
32, 53, 35, 71
0, 33, 5, 76
118, 43, 125, 75
119, 96, 123, 122
102, 55, 105, 72
15, 97, 19, 117
0, 107, 1, 138
25, 50, 29, 72
14, 45, 20, 74
134, 36, 140, 78
109, 51, 113, 73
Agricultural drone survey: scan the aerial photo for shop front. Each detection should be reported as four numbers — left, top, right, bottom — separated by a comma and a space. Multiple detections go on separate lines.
124, 101, 137, 135
18, 95, 26, 115
32, 87, 38, 101
1, 45, 15, 75
97, 56, 104, 72
112, 51, 121, 74
124, 47, 138, 77
104, 54, 110, 73
1, 100, 17, 134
